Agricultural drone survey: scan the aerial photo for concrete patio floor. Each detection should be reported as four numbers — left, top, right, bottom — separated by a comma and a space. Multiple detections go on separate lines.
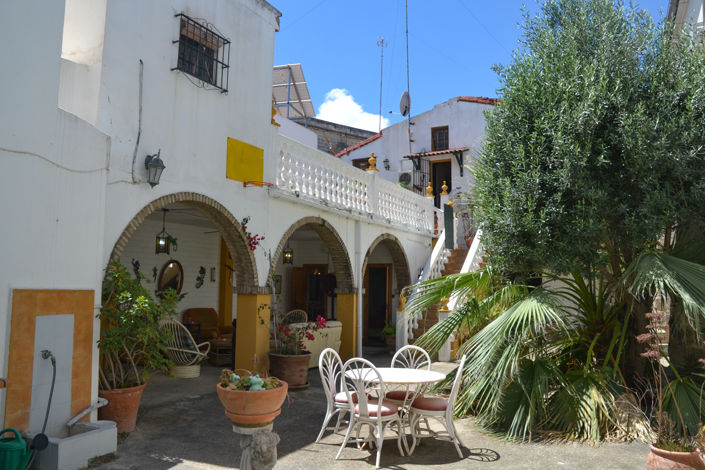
90, 346, 650, 470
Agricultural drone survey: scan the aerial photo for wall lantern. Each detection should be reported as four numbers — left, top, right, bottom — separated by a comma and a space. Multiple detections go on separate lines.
282, 241, 294, 264
383, 157, 390, 171
144, 150, 165, 187
155, 209, 176, 255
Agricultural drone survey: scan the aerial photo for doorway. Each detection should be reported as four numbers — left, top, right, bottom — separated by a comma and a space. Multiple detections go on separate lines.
292, 264, 328, 320
431, 160, 451, 208
363, 264, 391, 345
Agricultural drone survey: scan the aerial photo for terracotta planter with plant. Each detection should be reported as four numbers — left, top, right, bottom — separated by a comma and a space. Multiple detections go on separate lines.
268, 313, 327, 391
640, 311, 705, 469
380, 322, 396, 354
217, 370, 288, 427
97, 261, 177, 433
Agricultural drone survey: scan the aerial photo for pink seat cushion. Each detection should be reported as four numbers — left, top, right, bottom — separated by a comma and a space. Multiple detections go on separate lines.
354, 400, 399, 417
334, 392, 359, 404
385, 390, 412, 401
411, 396, 448, 412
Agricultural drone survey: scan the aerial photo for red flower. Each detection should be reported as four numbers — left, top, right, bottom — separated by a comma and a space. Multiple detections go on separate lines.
305, 331, 315, 341
284, 327, 291, 336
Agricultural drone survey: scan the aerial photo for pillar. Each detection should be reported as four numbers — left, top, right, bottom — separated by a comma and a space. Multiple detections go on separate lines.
336, 293, 357, 360
235, 294, 271, 373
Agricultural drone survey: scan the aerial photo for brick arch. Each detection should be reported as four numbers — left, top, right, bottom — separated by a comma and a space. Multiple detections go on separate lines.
109, 192, 260, 294
362, 234, 411, 293
270, 216, 355, 293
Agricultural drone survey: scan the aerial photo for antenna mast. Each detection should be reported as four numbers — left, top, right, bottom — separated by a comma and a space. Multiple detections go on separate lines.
377, 37, 387, 132
405, 0, 412, 154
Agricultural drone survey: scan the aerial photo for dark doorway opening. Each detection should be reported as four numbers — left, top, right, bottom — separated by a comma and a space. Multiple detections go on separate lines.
431, 160, 451, 208
292, 264, 328, 320
364, 265, 391, 345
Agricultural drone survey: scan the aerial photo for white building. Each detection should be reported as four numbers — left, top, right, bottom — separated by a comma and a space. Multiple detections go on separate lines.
338, 96, 497, 216
0, 0, 436, 465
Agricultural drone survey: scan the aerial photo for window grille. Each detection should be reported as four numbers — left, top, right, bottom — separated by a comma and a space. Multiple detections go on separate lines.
172, 13, 230, 93
431, 126, 449, 151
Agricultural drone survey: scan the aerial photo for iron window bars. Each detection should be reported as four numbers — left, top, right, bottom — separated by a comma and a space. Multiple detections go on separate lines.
172, 13, 230, 93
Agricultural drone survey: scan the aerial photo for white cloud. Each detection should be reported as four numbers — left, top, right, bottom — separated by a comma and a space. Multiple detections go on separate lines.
317, 88, 389, 132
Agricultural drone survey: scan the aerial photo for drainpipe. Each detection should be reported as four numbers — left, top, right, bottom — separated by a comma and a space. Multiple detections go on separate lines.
355, 220, 363, 356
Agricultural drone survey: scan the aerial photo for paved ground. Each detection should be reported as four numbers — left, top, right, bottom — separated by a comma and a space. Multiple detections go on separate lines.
91, 346, 650, 470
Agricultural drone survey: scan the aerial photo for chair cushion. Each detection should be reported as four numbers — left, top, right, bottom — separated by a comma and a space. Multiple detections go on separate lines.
385, 390, 412, 401
410, 396, 448, 412
354, 400, 399, 417
334, 392, 359, 404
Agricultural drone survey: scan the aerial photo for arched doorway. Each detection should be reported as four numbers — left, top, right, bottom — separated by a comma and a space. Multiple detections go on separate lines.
269, 216, 356, 358
361, 234, 411, 345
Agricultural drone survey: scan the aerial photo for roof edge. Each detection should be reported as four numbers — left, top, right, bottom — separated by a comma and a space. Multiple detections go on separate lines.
335, 131, 383, 157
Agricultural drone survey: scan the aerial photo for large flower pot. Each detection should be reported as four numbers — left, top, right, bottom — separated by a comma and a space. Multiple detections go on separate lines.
268, 352, 311, 391
385, 335, 397, 354
647, 444, 705, 470
98, 383, 147, 433
216, 380, 288, 427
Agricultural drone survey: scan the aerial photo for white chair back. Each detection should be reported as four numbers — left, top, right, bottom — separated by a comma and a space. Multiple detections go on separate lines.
391, 345, 431, 370
342, 357, 385, 419
446, 354, 467, 420
319, 348, 343, 404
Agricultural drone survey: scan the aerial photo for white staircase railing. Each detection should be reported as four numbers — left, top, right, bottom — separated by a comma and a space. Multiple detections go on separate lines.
397, 228, 450, 347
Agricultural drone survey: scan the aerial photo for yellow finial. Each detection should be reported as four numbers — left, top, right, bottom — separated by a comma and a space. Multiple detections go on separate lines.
425, 181, 434, 197
271, 100, 280, 127
448, 197, 454, 207
366, 152, 380, 172
439, 296, 451, 313
441, 181, 449, 196
397, 289, 408, 311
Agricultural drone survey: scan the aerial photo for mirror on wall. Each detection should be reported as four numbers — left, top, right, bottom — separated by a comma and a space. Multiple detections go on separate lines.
157, 259, 184, 294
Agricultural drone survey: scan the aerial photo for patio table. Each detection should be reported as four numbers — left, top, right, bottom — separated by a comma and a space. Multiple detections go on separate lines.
345, 367, 445, 455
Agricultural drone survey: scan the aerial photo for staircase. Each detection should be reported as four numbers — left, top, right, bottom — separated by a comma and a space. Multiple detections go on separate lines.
411, 248, 468, 341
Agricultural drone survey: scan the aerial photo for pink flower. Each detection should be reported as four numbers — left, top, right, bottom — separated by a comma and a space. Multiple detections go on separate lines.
284, 327, 291, 336
316, 315, 327, 328
305, 331, 315, 341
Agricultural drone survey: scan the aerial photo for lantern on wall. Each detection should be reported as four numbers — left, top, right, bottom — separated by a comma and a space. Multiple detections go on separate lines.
144, 150, 165, 187
282, 241, 294, 264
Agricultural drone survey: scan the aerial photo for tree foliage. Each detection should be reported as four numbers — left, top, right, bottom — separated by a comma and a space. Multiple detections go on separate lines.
476, 0, 705, 278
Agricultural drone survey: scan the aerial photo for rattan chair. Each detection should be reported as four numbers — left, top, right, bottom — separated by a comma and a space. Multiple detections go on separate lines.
316, 348, 349, 442
159, 318, 211, 378
386, 345, 432, 405
282, 309, 308, 325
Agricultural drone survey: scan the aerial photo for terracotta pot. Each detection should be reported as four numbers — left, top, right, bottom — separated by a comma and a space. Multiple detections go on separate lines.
647, 444, 705, 470
385, 335, 397, 354
216, 380, 288, 427
98, 382, 147, 433
268, 352, 311, 391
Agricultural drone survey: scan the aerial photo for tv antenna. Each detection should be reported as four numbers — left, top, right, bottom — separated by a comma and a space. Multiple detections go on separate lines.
377, 37, 387, 132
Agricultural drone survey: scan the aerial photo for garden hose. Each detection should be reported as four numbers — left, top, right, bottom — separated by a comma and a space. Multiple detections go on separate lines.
24, 351, 55, 469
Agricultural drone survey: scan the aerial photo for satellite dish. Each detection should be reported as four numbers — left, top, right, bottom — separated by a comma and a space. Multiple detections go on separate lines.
400, 92, 410, 117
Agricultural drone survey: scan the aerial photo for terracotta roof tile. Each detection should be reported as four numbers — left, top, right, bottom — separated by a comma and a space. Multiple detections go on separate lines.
457, 96, 500, 105
335, 132, 383, 157
404, 147, 469, 158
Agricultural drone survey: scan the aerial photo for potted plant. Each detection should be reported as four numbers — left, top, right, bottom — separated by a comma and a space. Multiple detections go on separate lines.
97, 261, 177, 433
640, 311, 705, 470
216, 369, 288, 427
268, 310, 327, 391
380, 321, 396, 354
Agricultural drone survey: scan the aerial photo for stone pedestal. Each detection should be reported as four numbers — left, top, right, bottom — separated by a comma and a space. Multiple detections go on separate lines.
233, 423, 280, 470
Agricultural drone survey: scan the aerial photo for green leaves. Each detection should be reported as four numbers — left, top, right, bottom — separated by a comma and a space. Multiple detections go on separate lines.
99, 261, 177, 389
477, 0, 705, 277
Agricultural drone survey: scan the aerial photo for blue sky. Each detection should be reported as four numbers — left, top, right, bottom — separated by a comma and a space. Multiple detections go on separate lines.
272, 0, 668, 132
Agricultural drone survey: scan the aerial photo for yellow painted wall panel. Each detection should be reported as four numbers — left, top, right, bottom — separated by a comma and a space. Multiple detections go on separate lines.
226, 137, 264, 183
235, 294, 270, 373
337, 294, 358, 360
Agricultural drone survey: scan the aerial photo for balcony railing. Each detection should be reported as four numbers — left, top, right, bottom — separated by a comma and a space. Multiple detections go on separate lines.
276, 136, 434, 233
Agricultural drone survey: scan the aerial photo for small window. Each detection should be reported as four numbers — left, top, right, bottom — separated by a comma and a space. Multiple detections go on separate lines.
173, 13, 230, 93
352, 158, 370, 171
431, 126, 449, 151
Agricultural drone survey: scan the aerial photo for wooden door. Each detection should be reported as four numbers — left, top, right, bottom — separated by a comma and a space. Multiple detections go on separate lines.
363, 264, 392, 345
292, 267, 306, 311
431, 160, 451, 208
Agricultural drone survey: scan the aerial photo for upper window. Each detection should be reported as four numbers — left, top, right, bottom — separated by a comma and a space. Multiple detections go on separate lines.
173, 13, 230, 93
431, 126, 449, 151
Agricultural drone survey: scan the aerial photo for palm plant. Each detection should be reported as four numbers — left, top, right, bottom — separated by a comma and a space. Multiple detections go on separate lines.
407, 248, 705, 442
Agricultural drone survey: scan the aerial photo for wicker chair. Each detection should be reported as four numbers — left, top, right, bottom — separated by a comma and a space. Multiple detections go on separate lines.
159, 318, 211, 378
282, 309, 308, 325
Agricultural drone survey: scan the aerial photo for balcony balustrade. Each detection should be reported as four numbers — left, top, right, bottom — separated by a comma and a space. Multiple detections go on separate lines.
275, 136, 434, 233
